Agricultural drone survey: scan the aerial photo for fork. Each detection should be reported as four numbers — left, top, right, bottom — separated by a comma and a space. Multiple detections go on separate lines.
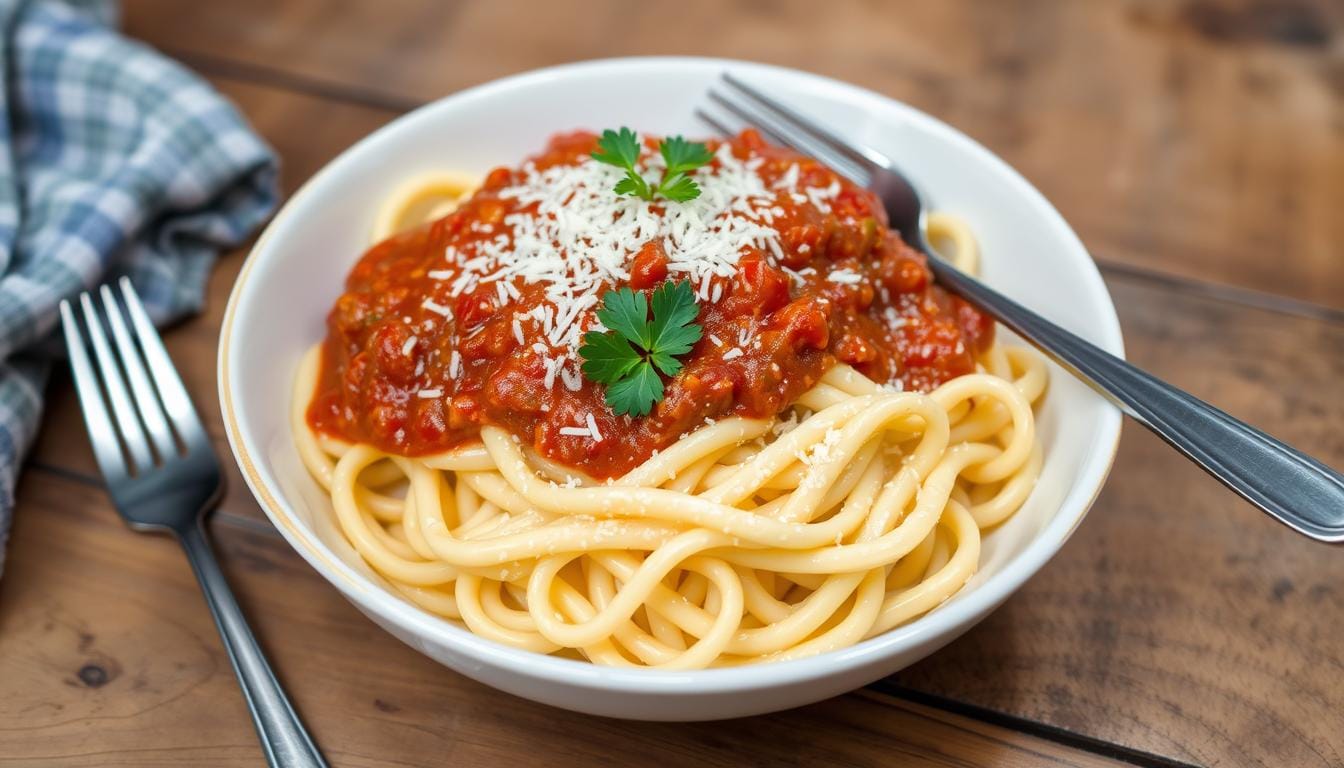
701, 73, 1344, 543
60, 278, 327, 768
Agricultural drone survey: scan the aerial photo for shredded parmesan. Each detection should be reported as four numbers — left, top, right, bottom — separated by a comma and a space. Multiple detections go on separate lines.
400, 141, 848, 407
421, 143, 839, 365
800, 428, 844, 466
542, 358, 559, 390
559, 362, 583, 392
423, 299, 454, 318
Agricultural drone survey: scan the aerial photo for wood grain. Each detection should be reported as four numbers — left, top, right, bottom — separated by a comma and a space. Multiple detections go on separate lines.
895, 278, 1344, 767
119, 0, 1344, 309
0, 470, 1129, 768
27, 269, 1343, 767
16, 65, 1344, 767
8, 5, 1344, 766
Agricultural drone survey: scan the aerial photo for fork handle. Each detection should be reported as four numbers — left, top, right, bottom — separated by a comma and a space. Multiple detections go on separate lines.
178, 523, 329, 767
924, 253, 1344, 542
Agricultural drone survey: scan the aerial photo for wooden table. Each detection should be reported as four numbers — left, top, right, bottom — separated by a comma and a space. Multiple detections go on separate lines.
2, 2, 1340, 766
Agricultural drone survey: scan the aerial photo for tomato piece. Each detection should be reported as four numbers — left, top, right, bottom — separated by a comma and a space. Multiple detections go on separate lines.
307, 129, 1000, 481
629, 241, 669, 289
735, 256, 791, 315
454, 287, 496, 330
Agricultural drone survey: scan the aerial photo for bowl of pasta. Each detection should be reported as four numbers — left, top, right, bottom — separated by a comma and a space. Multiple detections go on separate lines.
219, 57, 1123, 720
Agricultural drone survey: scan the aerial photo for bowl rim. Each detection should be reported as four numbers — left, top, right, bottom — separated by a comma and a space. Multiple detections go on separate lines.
219, 55, 1124, 694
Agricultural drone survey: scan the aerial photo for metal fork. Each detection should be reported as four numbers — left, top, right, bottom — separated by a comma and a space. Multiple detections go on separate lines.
60, 278, 327, 768
701, 73, 1344, 543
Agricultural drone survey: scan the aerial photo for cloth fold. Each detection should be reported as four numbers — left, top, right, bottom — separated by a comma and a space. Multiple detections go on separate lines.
0, 0, 279, 573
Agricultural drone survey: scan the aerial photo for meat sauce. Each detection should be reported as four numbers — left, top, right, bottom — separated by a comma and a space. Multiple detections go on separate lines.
307, 130, 993, 479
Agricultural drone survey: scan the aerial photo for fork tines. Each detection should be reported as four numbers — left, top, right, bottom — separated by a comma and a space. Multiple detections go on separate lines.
60, 278, 208, 480
698, 72, 891, 186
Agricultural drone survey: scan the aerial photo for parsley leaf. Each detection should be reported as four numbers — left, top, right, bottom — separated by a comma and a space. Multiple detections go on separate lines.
592, 127, 642, 169
605, 365, 664, 418
657, 173, 701, 203
592, 127, 713, 204
579, 280, 703, 417
648, 279, 702, 359
577, 331, 642, 383
593, 128, 651, 200
595, 287, 652, 350
660, 136, 714, 176
612, 174, 650, 199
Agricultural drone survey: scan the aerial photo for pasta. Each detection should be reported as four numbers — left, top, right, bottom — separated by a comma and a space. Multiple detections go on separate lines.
294, 130, 1046, 668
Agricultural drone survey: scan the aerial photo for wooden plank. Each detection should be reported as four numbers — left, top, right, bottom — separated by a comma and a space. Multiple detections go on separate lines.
30, 268, 1342, 766
20, 66, 1344, 766
894, 276, 1344, 767
119, 0, 1344, 308
0, 470, 1130, 768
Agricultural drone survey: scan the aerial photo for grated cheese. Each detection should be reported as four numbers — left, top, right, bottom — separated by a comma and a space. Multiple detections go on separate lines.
799, 427, 844, 466
559, 361, 583, 392
421, 142, 840, 367
423, 299, 454, 318
542, 357, 559, 390
403, 140, 850, 406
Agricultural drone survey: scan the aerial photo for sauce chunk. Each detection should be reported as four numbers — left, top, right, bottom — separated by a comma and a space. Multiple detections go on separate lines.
308, 130, 992, 478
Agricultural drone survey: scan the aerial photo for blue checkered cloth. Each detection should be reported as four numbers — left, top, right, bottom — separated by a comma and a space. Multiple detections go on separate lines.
0, 0, 278, 574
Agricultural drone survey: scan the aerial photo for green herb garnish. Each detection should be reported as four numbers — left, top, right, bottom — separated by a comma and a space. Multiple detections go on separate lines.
579, 279, 703, 417
591, 128, 714, 203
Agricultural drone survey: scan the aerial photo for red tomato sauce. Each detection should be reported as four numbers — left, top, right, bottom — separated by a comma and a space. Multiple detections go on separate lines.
307, 130, 993, 479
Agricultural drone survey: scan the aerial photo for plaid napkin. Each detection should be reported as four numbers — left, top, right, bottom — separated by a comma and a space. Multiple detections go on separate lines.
0, 0, 278, 574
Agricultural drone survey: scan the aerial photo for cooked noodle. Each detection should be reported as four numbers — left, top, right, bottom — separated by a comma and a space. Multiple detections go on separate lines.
293, 173, 1045, 668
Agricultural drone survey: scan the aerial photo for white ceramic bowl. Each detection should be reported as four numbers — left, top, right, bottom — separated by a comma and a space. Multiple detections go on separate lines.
219, 56, 1123, 721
